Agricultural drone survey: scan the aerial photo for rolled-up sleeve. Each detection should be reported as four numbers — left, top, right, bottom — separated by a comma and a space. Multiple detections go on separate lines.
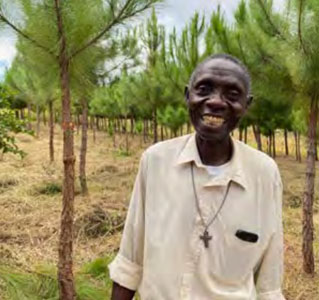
256, 168, 286, 300
109, 151, 148, 291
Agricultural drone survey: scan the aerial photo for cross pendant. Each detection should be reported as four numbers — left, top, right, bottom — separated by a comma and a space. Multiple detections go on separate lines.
200, 229, 212, 248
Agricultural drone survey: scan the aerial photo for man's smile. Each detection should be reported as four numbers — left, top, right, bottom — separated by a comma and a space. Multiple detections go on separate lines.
201, 114, 225, 127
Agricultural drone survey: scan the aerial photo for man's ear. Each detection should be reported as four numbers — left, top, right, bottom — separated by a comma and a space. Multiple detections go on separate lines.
246, 95, 253, 108
184, 85, 190, 103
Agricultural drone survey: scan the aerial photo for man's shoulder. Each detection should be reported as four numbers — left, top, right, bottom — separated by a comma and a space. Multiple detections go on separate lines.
144, 134, 191, 161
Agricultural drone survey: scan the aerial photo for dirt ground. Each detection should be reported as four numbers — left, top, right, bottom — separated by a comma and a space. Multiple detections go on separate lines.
0, 127, 318, 299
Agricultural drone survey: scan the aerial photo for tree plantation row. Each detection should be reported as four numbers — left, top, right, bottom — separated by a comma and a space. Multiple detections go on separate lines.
1, 0, 319, 298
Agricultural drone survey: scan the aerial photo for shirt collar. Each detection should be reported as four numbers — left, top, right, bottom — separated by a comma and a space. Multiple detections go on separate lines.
175, 134, 248, 190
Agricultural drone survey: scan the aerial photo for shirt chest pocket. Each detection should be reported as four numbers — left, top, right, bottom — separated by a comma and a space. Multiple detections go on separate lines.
207, 228, 266, 284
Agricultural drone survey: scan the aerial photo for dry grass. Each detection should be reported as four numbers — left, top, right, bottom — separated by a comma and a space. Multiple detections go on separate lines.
0, 126, 318, 299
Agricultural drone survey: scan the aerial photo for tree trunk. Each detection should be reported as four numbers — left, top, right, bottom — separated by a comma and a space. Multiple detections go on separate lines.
49, 100, 54, 163
43, 108, 47, 126
294, 131, 299, 161
93, 122, 97, 143
239, 128, 243, 141
267, 134, 272, 156
160, 125, 164, 141
187, 121, 191, 134
315, 137, 318, 161
272, 131, 276, 158
27, 102, 32, 130
302, 97, 317, 275
244, 127, 248, 144
125, 115, 129, 154
252, 125, 262, 151
284, 129, 289, 156
164, 126, 168, 140
36, 104, 40, 138
130, 116, 134, 135
79, 99, 89, 195
153, 107, 158, 143
21, 108, 25, 120
76, 113, 80, 135
55, 0, 76, 298
298, 132, 302, 162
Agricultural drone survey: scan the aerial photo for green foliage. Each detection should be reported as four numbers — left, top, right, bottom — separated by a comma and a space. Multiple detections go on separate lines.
158, 105, 188, 136
0, 257, 114, 300
0, 85, 32, 158
36, 182, 62, 196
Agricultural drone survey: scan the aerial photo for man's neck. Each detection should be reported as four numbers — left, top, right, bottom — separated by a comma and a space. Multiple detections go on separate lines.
195, 134, 232, 166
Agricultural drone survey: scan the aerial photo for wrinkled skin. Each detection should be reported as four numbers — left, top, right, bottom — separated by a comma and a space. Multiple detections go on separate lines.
185, 58, 251, 165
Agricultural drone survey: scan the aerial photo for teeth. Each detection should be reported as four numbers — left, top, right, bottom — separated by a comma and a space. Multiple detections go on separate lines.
202, 115, 224, 126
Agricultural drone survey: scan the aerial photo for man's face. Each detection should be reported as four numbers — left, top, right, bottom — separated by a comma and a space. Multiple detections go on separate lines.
186, 58, 249, 142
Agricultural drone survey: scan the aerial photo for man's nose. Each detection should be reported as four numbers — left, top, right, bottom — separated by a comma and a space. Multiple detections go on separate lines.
206, 92, 226, 108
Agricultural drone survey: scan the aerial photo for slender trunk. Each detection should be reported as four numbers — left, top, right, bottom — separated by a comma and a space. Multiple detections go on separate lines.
187, 121, 191, 134
43, 109, 47, 126
239, 128, 243, 141
164, 126, 168, 140
95, 116, 100, 131
244, 127, 248, 144
125, 115, 129, 153
143, 120, 147, 143
267, 134, 272, 156
302, 97, 317, 275
79, 99, 88, 195
76, 114, 80, 135
27, 102, 32, 130
93, 122, 96, 143
161, 125, 164, 141
55, 0, 76, 298
294, 131, 299, 161
49, 100, 54, 163
21, 108, 25, 120
315, 138, 318, 161
272, 131, 276, 158
130, 116, 134, 135
298, 132, 302, 162
153, 107, 158, 143
253, 125, 262, 151
284, 129, 289, 156
36, 104, 40, 138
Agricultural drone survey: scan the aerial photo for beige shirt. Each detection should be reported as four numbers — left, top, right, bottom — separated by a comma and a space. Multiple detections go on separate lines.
109, 134, 285, 300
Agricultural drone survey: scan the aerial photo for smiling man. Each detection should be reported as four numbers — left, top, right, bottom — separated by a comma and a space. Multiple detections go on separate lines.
109, 54, 285, 300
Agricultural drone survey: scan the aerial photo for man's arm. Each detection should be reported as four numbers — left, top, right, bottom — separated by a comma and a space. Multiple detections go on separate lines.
108, 152, 148, 297
255, 169, 286, 300
111, 282, 135, 300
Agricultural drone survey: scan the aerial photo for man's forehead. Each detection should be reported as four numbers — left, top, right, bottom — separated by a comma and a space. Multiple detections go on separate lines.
193, 58, 248, 87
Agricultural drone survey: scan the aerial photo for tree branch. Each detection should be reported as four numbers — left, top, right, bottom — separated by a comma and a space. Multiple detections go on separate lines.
69, 0, 154, 59
97, 57, 130, 79
298, 0, 307, 55
255, 0, 286, 41
0, 12, 56, 58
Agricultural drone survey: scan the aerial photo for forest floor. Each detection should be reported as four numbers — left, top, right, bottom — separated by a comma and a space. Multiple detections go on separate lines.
0, 127, 318, 299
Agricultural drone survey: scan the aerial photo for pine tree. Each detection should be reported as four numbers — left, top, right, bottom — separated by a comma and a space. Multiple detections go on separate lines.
0, 1, 161, 298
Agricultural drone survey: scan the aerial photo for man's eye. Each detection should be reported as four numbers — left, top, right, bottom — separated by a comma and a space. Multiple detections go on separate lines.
227, 90, 240, 100
197, 85, 212, 94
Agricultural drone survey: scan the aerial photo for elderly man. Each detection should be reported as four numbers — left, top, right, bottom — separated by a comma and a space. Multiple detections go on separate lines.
109, 54, 285, 300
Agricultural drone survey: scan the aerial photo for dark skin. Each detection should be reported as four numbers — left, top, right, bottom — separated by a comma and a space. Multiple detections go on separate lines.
186, 58, 252, 165
111, 282, 135, 300
111, 57, 252, 299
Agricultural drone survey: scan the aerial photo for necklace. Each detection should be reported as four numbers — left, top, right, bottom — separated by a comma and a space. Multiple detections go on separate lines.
191, 162, 231, 248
